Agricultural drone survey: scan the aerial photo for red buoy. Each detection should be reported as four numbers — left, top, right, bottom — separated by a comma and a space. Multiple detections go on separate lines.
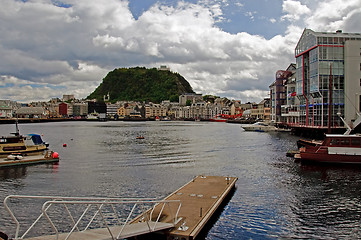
52, 152, 59, 158
63, 143, 67, 147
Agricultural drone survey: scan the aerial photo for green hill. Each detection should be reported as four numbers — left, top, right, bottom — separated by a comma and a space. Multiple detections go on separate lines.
87, 67, 194, 103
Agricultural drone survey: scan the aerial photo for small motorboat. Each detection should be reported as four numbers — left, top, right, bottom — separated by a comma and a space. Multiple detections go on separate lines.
241, 122, 277, 132
136, 136, 145, 139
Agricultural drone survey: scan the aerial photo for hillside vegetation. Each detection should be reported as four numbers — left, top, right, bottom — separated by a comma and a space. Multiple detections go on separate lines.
87, 67, 194, 103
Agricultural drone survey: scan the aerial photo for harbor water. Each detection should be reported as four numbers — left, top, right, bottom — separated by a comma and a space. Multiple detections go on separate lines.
1, 121, 361, 239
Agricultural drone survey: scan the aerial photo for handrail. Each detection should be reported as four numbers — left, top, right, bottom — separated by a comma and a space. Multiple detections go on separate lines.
4, 195, 181, 240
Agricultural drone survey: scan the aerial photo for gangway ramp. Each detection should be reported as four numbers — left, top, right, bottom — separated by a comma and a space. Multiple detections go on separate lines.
4, 195, 181, 240
23, 221, 175, 240
4, 176, 237, 240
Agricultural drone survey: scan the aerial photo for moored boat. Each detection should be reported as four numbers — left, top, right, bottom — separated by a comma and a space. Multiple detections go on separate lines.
296, 113, 361, 164
0, 121, 48, 157
210, 115, 227, 122
241, 122, 277, 132
297, 134, 361, 164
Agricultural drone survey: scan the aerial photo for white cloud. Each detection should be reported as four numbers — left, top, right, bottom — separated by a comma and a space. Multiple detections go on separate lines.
281, 0, 310, 21
0, 0, 360, 103
304, 0, 361, 32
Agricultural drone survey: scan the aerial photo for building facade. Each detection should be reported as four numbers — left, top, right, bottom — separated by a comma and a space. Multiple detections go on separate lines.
295, 29, 361, 129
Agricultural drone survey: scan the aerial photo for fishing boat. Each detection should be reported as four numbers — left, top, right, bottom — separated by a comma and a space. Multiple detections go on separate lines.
296, 113, 361, 164
0, 121, 48, 157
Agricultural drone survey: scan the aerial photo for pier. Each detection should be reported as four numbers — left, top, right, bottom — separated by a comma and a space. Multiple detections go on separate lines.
4, 176, 237, 240
0, 151, 59, 168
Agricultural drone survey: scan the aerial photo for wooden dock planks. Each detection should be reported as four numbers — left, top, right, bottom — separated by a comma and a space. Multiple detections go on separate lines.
164, 175, 237, 240
135, 175, 238, 240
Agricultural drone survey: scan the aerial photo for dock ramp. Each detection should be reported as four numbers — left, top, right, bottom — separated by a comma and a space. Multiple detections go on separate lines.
4, 176, 237, 240
4, 195, 181, 240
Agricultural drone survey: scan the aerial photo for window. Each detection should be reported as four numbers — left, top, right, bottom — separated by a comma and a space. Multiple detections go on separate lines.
351, 138, 360, 145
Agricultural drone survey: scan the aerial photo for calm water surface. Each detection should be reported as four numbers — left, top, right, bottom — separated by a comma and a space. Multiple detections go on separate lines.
1, 121, 361, 239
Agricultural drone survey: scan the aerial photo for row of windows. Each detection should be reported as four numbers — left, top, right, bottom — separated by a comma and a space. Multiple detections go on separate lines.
330, 138, 360, 146
318, 36, 361, 45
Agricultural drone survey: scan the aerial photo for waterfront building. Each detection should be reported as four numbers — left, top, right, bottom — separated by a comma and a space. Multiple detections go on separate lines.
15, 107, 46, 118
269, 64, 299, 125
0, 106, 13, 118
230, 101, 242, 116
255, 99, 271, 121
59, 102, 68, 117
0, 100, 19, 118
144, 104, 167, 118
106, 103, 120, 117
88, 101, 106, 114
73, 103, 88, 117
117, 105, 133, 117
295, 29, 361, 129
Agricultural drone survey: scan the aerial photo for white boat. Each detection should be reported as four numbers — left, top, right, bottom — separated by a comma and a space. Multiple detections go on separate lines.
241, 122, 277, 132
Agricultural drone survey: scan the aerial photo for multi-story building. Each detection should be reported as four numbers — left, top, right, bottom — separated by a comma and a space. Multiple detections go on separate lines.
63, 94, 75, 102
179, 93, 203, 106
106, 103, 120, 117
144, 104, 168, 118
269, 64, 295, 124
295, 29, 361, 129
59, 102, 68, 116
73, 103, 88, 117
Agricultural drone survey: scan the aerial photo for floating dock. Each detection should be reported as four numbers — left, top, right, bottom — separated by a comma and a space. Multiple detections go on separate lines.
0, 151, 59, 168
4, 175, 237, 240
148, 175, 238, 240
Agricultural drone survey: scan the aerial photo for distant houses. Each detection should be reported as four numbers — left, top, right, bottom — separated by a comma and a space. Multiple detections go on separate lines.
0, 93, 270, 122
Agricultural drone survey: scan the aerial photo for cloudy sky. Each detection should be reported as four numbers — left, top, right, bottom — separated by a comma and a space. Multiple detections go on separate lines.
1, 0, 360, 103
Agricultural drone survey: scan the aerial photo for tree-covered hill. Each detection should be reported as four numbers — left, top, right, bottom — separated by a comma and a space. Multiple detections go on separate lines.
87, 67, 194, 103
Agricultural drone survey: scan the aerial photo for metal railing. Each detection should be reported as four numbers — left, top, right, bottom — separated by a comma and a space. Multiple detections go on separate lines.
4, 195, 182, 240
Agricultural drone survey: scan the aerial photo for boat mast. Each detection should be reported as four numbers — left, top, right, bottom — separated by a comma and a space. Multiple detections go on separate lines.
14, 115, 20, 136
328, 64, 332, 134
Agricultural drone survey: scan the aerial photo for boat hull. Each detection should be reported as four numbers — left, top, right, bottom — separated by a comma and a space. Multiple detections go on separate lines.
299, 151, 361, 164
0, 145, 47, 157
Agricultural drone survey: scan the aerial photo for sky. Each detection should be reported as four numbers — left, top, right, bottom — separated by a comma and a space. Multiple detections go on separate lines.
0, 0, 361, 103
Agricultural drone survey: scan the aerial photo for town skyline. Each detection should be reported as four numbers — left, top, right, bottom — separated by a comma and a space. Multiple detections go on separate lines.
1, 0, 360, 103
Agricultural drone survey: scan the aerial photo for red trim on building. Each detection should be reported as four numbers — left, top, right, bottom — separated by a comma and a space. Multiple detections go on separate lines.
295, 45, 317, 58
295, 45, 344, 58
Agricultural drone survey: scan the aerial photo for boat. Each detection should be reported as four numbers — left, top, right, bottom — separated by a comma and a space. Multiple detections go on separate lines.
241, 122, 277, 132
296, 113, 361, 164
136, 136, 145, 139
0, 121, 48, 157
296, 134, 361, 164
210, 115, 227, 122
210, 113, 243, 123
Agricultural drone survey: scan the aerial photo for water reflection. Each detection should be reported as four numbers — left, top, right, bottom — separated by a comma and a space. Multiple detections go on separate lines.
0, 167, 28, 180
